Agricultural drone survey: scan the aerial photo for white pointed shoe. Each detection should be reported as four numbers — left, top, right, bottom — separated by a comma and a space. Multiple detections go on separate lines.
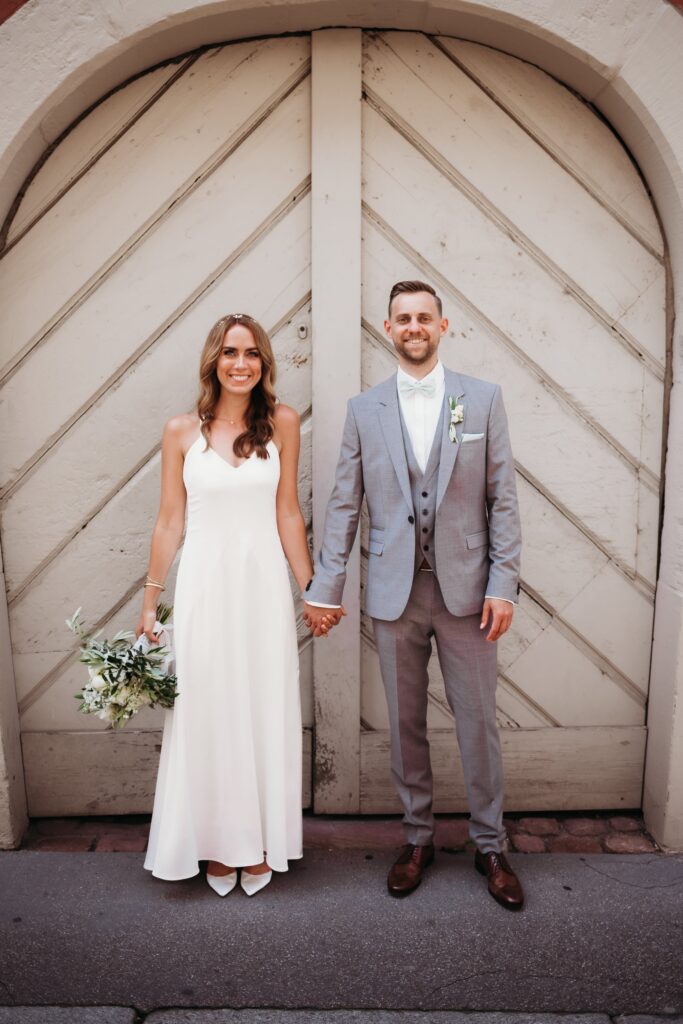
206, 870, 237, 897
240, 868, 273, 896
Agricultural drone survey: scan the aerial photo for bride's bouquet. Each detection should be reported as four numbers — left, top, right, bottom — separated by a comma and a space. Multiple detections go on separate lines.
67, 603, 178, 728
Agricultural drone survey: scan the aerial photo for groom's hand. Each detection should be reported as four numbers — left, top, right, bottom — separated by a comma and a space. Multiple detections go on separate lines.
304, 603, 346, 638
480, 598, 513, 643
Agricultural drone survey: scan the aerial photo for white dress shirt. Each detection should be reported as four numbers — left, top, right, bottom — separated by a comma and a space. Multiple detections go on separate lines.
396, 361, 445, 472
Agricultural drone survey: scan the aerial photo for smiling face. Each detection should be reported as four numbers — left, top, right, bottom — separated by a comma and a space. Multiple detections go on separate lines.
215, 323, 263, 395
384, 291, 448, 375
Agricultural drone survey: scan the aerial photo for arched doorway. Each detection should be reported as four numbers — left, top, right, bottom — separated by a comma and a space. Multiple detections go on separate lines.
0, 29, 668, 818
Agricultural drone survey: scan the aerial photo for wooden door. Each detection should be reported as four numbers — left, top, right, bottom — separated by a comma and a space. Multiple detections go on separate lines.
0, 29, 667, 816
358, 32, 665, 811
0, 37, 314, 814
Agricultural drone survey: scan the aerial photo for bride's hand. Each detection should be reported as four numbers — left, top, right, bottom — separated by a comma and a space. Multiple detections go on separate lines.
136, 608, 160, 644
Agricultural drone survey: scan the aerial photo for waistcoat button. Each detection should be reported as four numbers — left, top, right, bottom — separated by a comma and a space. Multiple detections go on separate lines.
408, 515, 414, 524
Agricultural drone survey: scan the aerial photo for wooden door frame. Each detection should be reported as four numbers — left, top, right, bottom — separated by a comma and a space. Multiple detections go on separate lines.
310, 29, 363, 812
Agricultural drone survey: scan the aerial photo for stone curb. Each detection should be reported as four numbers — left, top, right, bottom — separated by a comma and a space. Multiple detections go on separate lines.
0, 1011, 682, 1023
19, 812, 660, 855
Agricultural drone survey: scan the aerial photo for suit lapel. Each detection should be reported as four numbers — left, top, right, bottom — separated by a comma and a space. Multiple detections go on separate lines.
436, 369, 466, 510
377, 376, 413, 513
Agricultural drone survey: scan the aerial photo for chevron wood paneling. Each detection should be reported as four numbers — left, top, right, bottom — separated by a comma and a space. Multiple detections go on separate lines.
0, 30, 667, 816
0, 36, 314, 813
359, 32, 665, 809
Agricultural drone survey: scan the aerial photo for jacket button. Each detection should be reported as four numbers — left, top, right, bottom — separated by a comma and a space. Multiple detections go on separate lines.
408, 515, 414, 524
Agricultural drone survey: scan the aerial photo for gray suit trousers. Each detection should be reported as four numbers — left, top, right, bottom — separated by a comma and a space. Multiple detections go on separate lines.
372, 570, 506, 854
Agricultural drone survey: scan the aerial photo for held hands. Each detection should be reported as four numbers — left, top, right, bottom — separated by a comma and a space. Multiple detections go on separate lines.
480, 597, 514, 643
303, 603, 346, 638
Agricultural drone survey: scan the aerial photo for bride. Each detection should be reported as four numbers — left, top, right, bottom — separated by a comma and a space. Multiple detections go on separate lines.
138, 313, 338, 895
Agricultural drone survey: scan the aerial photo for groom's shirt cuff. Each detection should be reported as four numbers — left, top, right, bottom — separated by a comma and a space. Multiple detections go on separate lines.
485, 594, 515, 605
304, 598, 342, 608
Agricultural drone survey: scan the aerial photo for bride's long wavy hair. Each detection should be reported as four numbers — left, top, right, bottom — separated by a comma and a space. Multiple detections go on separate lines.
197, 314, 277, 459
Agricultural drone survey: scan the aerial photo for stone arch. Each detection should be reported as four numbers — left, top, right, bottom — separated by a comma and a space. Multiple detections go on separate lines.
0, 0, 681, 849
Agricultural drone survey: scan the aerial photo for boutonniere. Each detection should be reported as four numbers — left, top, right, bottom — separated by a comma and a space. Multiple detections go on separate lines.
448, 394, 464, 443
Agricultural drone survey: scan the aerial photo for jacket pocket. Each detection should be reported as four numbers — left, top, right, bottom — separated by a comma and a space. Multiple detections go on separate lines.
368, 527, 384, 556
466, 529, 489, 550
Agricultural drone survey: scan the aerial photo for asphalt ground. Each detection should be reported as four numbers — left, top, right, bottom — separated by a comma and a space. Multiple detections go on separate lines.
1, 850, 682, 1017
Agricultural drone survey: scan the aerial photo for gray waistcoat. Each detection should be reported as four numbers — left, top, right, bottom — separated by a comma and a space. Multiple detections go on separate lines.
398, 403, 443, 574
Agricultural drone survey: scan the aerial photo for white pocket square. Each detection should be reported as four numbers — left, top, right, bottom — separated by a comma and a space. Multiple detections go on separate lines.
461, 432, 485, 442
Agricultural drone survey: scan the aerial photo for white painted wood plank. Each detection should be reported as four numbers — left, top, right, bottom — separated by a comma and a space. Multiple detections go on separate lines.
0, 545, 27, 845
362, 220, 640, 568
636, 478, 660, 587
363, 104, 655, 468
496, 679, 555, 729
497, 591, 551, 675
560, 563, 654, 693
514, 475, 608, 610
311, 29, 362, 812
1, 209, 311, 594
505, 625, 645, 727
361, 322, 397, 391
360, 633, 390, 731
10, 456, 163, 699
641, 367, 665, 487
22, 727, 313, 815
7, 63, 181, 243
360, 726, 646, 812
438, 38, 664, 257
614, 264, 667, 362
0, 81, 311, 492
365, 32, 665, 366
0, 37, 310, 375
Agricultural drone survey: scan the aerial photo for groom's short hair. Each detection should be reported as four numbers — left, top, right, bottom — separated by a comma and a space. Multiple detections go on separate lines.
388, 280, 442, 317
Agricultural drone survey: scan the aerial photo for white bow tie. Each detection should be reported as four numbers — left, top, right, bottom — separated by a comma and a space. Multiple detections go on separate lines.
398, 376, 437, 398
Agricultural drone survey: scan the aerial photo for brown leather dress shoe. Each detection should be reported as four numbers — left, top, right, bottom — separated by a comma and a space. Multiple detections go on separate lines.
387, 843, 435, 897
475, 849, 524, 910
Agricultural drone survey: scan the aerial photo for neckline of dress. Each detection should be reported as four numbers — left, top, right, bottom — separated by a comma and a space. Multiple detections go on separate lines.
190, 434, 275, 470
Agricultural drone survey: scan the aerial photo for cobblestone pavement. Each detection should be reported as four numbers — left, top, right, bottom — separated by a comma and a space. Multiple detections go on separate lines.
19, 811, 659, 855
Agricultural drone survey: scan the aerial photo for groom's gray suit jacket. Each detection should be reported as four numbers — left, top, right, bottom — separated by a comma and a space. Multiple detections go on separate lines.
306, 367, 521, 621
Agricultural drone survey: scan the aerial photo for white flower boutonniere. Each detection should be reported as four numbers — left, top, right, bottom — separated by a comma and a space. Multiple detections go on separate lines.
448, 394, 464, 443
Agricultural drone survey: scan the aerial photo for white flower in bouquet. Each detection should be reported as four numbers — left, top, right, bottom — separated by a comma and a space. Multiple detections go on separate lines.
66, 604, 178, 729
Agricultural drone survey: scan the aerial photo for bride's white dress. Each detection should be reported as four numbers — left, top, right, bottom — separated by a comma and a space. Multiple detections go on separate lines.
144, 434, 303, 880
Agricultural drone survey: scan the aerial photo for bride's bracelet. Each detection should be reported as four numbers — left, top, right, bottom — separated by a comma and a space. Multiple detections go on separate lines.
144, 576, 166, 591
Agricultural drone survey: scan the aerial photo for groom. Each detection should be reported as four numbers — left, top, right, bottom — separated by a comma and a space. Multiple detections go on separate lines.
304, 281, 523, 910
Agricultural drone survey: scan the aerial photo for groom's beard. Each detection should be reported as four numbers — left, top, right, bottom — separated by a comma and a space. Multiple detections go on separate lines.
393, 335, 439, 365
